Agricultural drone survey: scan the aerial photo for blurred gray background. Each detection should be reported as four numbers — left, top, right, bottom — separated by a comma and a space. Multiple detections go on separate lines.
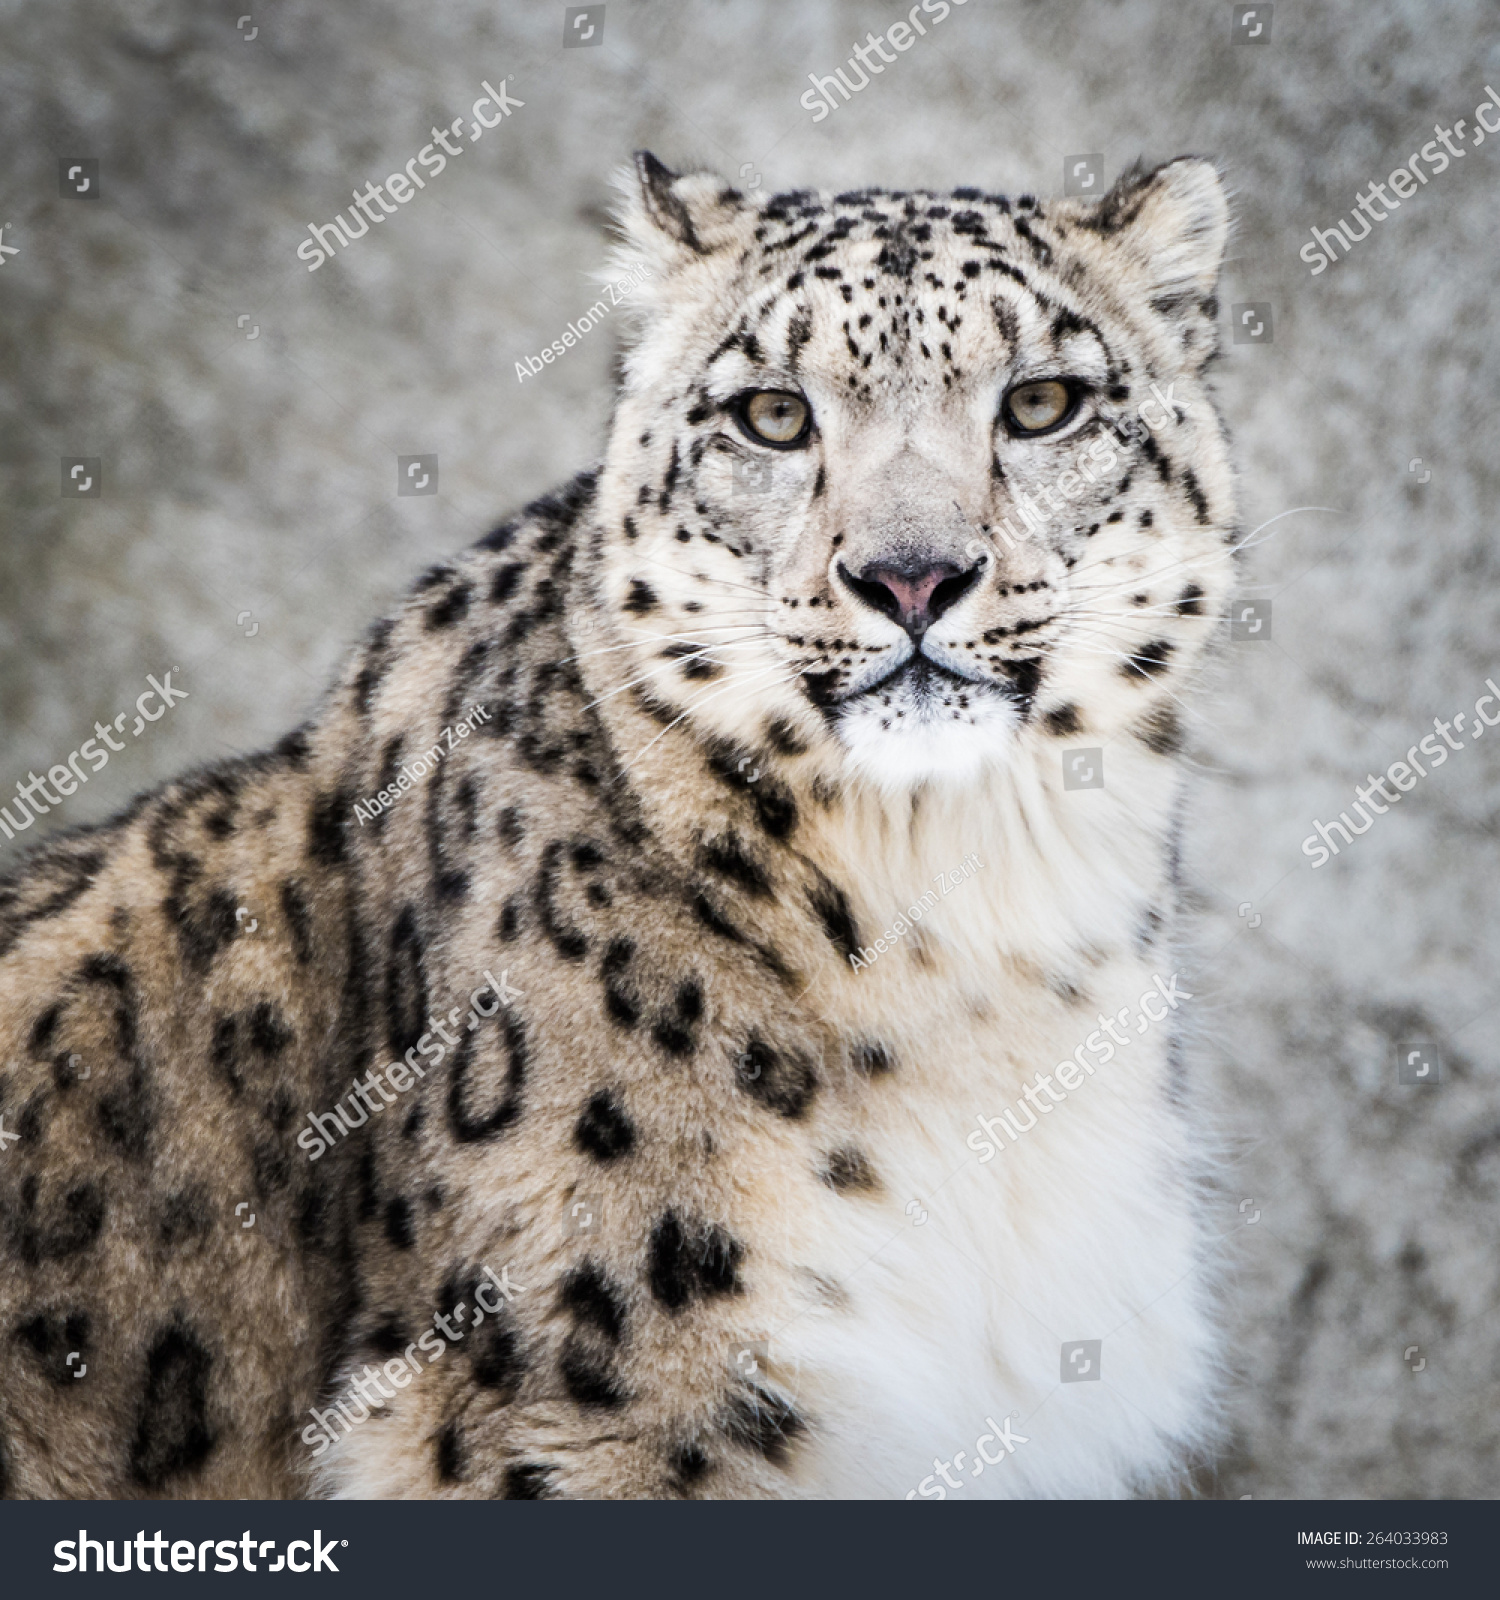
2, 0, 1498, 1497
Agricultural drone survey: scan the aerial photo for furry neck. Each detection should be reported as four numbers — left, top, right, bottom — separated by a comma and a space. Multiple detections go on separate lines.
573, 547, 1179, 1008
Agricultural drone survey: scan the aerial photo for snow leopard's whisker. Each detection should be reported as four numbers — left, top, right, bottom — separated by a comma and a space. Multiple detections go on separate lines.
1064, 536, 1236, 587
1060, 606, 1219, 644
581, 641, 780, 713
1066, 546, 1236, 601
1064, 507, 1336, 595
1056, 628, 1225, 734
560, 625, 776, 667
1064, 554, 1209, 593
1062, 602, 1195, 623
619, 663, 801, 777
1053, 627, 1192, 669
1233, 504, 1342, 552
620, 669, 802, 778
631, 551, 779, 605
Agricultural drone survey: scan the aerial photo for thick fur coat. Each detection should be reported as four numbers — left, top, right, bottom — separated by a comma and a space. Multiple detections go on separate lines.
0, 153, 1235, 1498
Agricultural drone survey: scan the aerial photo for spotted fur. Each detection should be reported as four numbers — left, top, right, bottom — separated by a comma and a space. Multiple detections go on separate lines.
0, 152, 1234, 1499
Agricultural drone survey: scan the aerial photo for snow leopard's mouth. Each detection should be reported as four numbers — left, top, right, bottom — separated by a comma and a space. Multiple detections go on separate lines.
806, 648, 1041, 729
825, 653, 1020, 723
857, 653, 980, 702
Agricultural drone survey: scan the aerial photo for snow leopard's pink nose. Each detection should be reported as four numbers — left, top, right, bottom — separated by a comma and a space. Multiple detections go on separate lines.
839, 558, 980, 636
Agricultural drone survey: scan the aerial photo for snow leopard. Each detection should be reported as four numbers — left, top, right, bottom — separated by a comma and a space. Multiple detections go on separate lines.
0, 151, 1236, 1500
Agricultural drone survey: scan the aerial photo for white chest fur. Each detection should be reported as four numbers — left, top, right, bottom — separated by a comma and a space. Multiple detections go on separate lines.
773, 758, 1220, 1498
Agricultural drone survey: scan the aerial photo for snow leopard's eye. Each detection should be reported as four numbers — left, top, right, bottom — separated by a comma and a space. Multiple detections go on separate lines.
1002, 379, 1078, 436
735, 390, 812, 448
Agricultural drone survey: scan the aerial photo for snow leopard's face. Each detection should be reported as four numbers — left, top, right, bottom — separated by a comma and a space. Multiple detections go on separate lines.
597, 155, 1235, 791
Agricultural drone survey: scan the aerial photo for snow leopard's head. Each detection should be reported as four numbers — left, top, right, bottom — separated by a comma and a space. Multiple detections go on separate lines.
595, 153, 1235, 792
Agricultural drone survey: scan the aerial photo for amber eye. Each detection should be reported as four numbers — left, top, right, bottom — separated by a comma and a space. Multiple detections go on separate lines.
1003, 379, 1076, 435
736, 390, 812, 447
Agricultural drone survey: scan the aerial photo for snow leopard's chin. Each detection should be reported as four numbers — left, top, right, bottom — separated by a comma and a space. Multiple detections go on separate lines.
829, 661, 1022, 790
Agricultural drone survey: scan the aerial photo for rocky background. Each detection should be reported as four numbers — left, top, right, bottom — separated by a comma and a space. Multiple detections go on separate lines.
2, 0, 1497, 1497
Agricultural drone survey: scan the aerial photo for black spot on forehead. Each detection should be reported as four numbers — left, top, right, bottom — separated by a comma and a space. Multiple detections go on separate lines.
1050, 306, 1102, 346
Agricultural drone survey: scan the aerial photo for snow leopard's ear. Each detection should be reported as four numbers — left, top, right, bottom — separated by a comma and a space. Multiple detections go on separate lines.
1082, 157, 1229, 305
616, 152, 748, 267
1078, 157, 1229, 367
